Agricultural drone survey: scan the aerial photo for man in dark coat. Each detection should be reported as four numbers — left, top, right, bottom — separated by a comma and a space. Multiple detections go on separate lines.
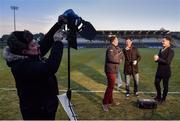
102, 35, 123, 111
3, 16, 67, 120
154, 36, 174, 103
123, 37, 141, 97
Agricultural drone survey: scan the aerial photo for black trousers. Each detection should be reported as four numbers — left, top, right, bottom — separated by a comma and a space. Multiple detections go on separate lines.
19, 97, 59, 120
154, 76, 170, 100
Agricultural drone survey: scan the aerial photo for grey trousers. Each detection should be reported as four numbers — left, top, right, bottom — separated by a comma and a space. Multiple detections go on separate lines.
125, 73, 139, 94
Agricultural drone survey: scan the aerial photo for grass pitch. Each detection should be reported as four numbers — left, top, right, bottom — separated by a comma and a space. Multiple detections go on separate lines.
0, 48, 180, 120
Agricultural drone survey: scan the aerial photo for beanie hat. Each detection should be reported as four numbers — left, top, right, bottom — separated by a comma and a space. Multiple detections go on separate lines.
7, 30, 33, 54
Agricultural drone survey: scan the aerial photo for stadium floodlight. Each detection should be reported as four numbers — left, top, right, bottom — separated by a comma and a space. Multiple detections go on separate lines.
10, 6, 18, 31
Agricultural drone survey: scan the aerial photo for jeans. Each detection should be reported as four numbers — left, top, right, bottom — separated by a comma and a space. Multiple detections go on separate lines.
116, 71, 122, 87
125, 73, 139, 94
116, 70, 122, 87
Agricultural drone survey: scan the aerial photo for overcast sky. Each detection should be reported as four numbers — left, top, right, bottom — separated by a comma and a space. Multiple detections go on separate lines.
0, 0, 180, 36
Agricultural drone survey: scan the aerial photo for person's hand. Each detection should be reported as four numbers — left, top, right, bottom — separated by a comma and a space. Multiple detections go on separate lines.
133, 60, 137, 65
120, 59, 123, 63
154, 55, 159, 61
53, 29, 64, 42
58, 15, 68, 24
117, 50, 122, 55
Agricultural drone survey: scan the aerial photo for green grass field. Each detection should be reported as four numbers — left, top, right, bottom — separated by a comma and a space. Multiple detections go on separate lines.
0, 48, 180, 120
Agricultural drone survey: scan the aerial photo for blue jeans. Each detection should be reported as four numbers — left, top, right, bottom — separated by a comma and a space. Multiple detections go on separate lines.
125, 73, 139, 94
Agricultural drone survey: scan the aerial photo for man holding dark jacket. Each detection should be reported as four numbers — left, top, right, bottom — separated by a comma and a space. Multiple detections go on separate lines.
123, 37, 141, 97
154, 36, 174, 103
102, 35, 123, 111
3, 15, 67, 120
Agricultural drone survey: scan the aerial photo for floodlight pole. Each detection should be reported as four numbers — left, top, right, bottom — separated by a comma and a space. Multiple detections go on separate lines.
10, 6, 18, 31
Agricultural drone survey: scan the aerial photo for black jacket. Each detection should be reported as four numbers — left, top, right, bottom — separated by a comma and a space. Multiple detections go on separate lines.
104, 44, 123, 73
5, 22, 63, 101
123, 46, 141, 75
155, 47, 174, 78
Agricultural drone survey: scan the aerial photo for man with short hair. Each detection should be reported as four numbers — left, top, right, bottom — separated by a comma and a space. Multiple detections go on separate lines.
103, 35, 123, 111
123, 37, 141, 97
154, 36, 174, 103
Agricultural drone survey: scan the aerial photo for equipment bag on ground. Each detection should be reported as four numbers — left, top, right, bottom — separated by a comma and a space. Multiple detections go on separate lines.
137, 99, 157, 109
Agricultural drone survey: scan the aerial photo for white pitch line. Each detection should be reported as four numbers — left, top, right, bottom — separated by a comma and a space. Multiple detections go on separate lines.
59, 90, 180, 94
0, 88, 180, 94
0, 88, 16, 91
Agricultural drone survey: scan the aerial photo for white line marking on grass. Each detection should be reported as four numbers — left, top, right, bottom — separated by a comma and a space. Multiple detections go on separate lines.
1, 88, 180, 94
59, 90, 180, 94
0, 88, 16, 91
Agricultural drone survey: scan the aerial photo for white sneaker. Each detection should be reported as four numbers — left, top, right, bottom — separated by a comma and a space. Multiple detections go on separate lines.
126, 93, 130, 97
134, 92, 139, 96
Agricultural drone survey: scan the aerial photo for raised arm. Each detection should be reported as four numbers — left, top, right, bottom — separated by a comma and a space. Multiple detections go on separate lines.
39, 22, 63, 56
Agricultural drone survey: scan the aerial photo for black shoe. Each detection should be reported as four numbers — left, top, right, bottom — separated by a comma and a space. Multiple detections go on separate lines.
153, 96, 161, 102
160, 98, 166, 104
